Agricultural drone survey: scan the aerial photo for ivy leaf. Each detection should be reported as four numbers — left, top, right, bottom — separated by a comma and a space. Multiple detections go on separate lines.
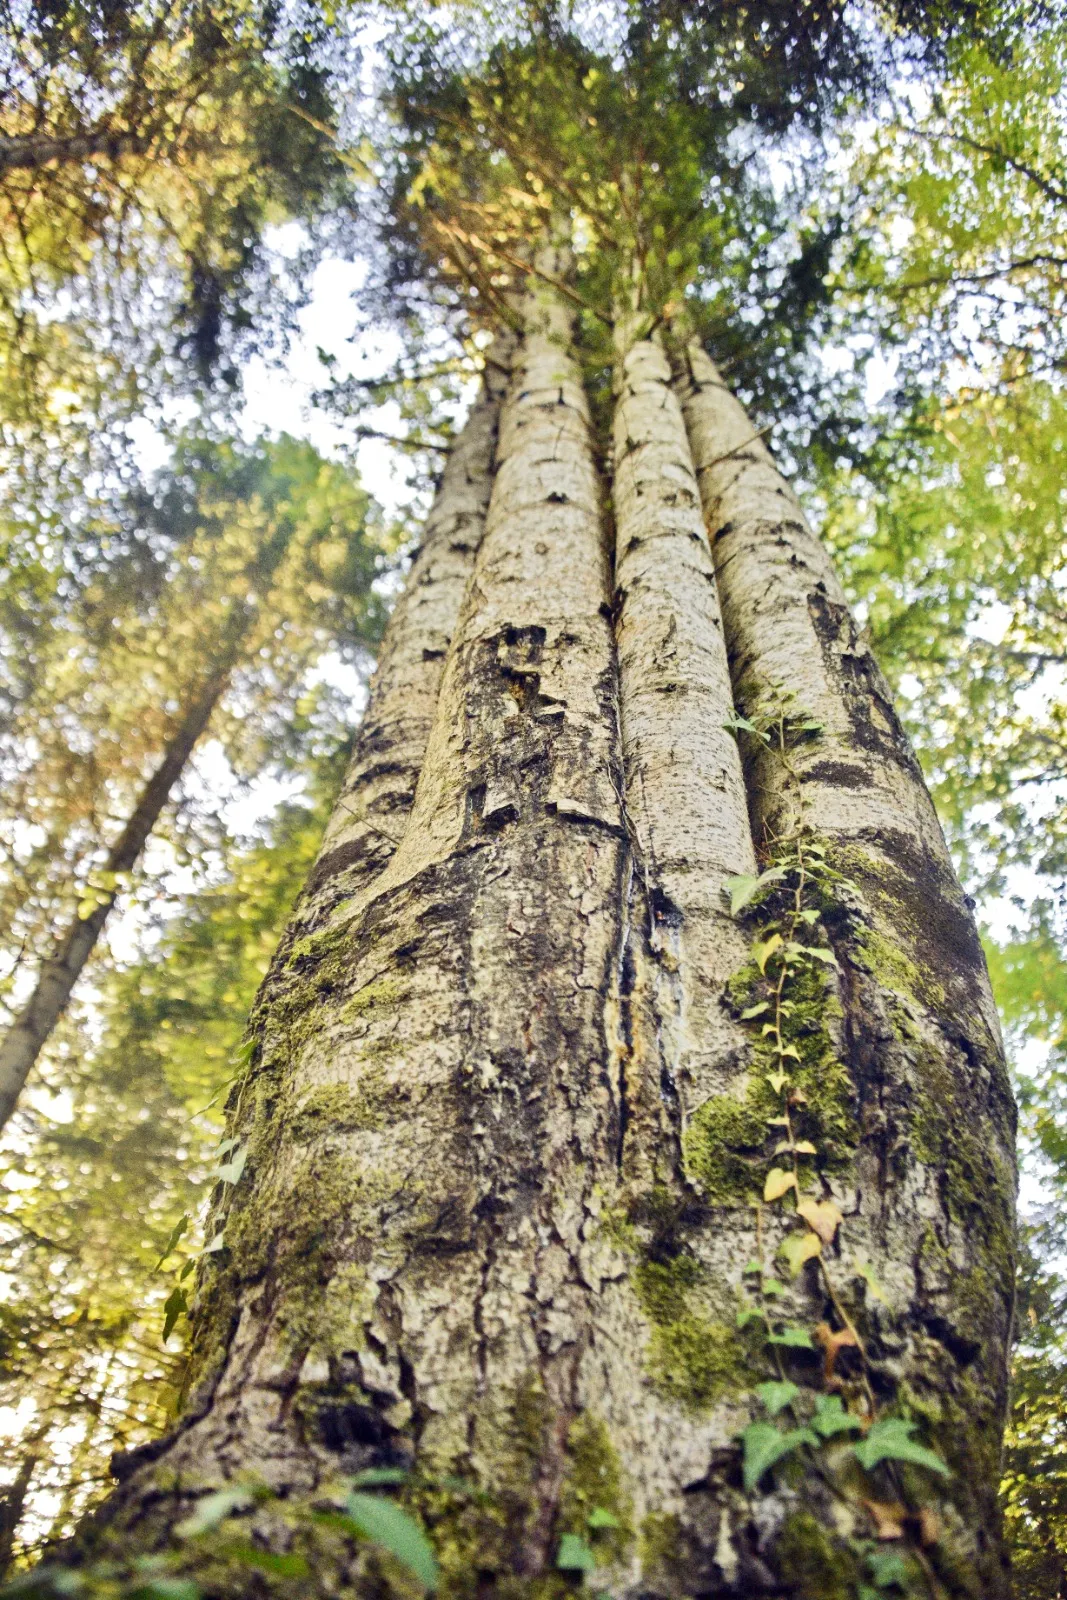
853, 1419, 951, 1478
740, 1002, 770, 1020
162, 1286, 188, 1344
175, 1486, 254, 1538
726, 868, 786, 916
773, 1139, 817, 1156
556, 1534, 597, 1573
812, 1396, 864, 1438
154, 1214, 190, 1271
346, 1492, 439, 1590
768, 1326, 815, 1349
351, 1469, 411, 1487
779, 1231, 822, 1276
723, 711, 767, 741
805, 946, 840, 968
764, 1167, 796, 1203
587, 1508, 620, 1530
863, 1498, 908, 1539
213, 1147, 247, 1186
755, 1380, 799, 1416
854, 1258, 889, 1304
741, 1422, 816, 1490
797, 1199, 844, 1244
752, 933, 783, 972
736, 1306, 763, 1328
767, 1070, 789, 1093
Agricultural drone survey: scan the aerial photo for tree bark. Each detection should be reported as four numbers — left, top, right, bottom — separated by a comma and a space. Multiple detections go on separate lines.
0, 667, 231, 1131
287, 327, 517, 935
610, 327, 755, 1155
676, 337, 1017, 1594
65, 313, 1016, 1599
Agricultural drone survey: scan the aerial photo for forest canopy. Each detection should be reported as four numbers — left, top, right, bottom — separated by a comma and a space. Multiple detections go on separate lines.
0, 0, 1066, 1595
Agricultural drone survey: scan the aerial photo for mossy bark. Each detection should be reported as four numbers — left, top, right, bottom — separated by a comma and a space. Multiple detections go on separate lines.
65, 316, 1015, 1598
677, 337, 1017, 1596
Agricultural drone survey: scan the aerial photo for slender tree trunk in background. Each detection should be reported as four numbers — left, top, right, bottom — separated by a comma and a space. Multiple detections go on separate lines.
0, 1433, 43, 1576
0, 667, 231, 1132
70, 296, 1015, 1597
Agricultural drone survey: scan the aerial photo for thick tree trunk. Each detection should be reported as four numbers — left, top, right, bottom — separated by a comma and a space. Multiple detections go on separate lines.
68, 309, 1015, 1599
0, 668, 231, 1131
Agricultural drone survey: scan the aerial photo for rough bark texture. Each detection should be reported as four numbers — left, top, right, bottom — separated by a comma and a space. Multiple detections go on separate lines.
70, 313, 1015, 1600
677, 337, 1017, 1595
294, 329, 517, 935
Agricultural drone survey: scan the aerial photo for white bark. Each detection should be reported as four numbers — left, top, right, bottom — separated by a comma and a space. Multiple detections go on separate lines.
611, 331, 755, 1132
678, 336, 1017, 1591
298, 330, 516, 921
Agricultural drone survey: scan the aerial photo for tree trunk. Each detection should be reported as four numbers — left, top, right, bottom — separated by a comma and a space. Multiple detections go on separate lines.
69, 306, 1015, 1598
0, 667, 231, 1131
282, 326, 516, 940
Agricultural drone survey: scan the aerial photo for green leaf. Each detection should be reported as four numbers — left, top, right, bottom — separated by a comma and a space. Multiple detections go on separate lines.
740, 1002, 770, 1020
853, 1418, 950, 1477
556, 1534, 597, 1573
725, 867, 786, 916
154, 1214, 190, 1271
741, 1422, 816, 1491
345, 1493, 439, 1590
723, 712, 765, 739
587, 1508, 620, 1530
811, 1396, 863, 1438
779, 1231, 822, 1276
162, 1286, 188, 1344
805, 946, 840, 968
351, 1468, 411, 1487
736, 1307, 763, 1328
767, 1326, 814, 1349
175, 1487, 254, 1538
866, 1548, 911, 1588
755, 1380, 799, 1416
213, 1147, 247, 1186
753, 932, 783, 972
